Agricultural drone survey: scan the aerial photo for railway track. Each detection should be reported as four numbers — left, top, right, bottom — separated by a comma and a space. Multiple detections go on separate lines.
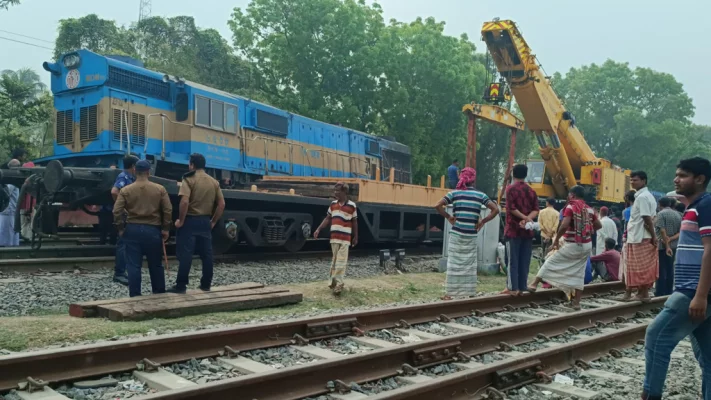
0, 244, 441, 272
0, 282, 664, 399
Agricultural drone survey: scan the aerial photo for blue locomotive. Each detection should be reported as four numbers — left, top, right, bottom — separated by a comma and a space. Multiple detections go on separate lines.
39, 49, 413, 185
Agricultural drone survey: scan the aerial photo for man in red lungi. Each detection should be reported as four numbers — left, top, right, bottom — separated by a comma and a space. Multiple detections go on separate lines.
624, 171, 659, 301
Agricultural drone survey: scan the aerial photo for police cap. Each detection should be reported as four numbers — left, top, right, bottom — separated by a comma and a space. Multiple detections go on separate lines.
135, 160, 151, 172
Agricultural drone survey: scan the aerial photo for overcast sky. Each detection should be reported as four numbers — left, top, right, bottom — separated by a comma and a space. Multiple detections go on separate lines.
1, 0, 708, 124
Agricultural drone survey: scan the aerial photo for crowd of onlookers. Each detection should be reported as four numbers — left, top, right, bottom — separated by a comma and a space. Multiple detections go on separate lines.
440, 157, 711, 400
0, 148, 35, 247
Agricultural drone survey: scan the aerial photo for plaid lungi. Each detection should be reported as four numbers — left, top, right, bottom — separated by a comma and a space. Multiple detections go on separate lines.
624, 239, 658, 287
445, 232, 478, 297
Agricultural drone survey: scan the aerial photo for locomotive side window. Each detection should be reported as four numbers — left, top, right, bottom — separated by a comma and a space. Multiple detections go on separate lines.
225, 105, 238, 134
211, 100, 224, 130
196, 96, 210, 127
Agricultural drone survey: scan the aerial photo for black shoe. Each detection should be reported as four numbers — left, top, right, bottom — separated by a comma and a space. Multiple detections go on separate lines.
112, 275, 129, 286
166, 286, 186, 294
199, 286, 210, 292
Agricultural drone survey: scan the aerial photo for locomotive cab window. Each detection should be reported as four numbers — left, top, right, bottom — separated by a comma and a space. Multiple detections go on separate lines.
195, 95, 238, 134
196, 96, 210, 126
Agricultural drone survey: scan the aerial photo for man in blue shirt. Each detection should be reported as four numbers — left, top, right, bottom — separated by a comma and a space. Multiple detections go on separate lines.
642, 157, 711, 400
110, 155, 138, 285
447, 160, 460, 189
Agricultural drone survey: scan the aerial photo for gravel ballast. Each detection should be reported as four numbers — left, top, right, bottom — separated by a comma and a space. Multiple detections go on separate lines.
0, 255, 439, 316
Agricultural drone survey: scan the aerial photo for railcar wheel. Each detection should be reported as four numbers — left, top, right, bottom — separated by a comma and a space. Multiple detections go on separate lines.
211, 220, 239, 255
282, 222, 310, 253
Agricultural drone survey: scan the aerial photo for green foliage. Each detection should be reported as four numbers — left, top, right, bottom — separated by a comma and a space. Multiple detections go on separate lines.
0, 0, 20, 10
552, 60, 706, 191
0, 69, 53, 161
230, 0, 524, 187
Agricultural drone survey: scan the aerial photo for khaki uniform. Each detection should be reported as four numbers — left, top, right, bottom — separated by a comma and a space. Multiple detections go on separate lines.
174, 169, 223, 291
113, 180, 172, 297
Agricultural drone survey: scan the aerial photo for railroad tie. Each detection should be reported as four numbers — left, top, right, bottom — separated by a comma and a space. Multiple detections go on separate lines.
347, 335, 398, 349
217, 356, 274, 374
393, 328, 444, 340
584, 369, 633, 383
289, 344, 343, 360
133, 369, 196, 391
397, 374, 433, 385
533, 382, 599, 399
16, 388, 70, 400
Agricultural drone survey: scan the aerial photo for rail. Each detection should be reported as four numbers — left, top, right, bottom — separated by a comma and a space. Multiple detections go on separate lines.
0, 282, 632, 393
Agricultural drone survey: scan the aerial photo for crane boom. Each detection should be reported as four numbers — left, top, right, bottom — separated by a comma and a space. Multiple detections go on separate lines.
480, 19, 629, 203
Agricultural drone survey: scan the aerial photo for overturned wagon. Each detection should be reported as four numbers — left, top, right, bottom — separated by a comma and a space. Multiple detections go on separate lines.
0, 162, 447, 252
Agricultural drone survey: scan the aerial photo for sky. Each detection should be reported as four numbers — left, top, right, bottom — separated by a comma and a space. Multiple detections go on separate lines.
1, 0, 709, 124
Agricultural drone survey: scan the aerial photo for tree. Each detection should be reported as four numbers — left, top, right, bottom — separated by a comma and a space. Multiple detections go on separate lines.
230, 0, 387, 129
552, 60, 702, 190
54, 15, 257, 98
0, 0, 20, 10
230, 0, 525, 187
54, 14, 137, 59
0, 69, 53, 161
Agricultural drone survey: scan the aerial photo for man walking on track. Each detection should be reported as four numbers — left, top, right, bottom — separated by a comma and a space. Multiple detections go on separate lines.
314, 182, 358, 295
528, 185, 601, 310
109, 155, 138, 286
113, 160, 172, 297
624, 170, 658, 301
169, 153, 225, 294
435, 167, 499, 299
504, 164, 539, 296
655, 196, 682, 296
642, 157, 711, 400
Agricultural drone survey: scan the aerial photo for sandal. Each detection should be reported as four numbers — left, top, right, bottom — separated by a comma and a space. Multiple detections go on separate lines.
527, 285, 538, 293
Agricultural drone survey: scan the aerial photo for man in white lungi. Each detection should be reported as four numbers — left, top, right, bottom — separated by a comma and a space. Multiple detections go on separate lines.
528, 186, 602, 309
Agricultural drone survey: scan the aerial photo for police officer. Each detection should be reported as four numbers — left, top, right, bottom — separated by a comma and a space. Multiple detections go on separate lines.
168, 153, 225, 293
113, 160, 172, 297
109, 155, 138, 285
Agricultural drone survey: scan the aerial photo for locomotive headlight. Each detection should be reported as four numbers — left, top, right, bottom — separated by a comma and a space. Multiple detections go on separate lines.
62, 53, 80, 69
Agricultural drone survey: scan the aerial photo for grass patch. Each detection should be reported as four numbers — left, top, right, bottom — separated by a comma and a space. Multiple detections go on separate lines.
0, 272, 515, 352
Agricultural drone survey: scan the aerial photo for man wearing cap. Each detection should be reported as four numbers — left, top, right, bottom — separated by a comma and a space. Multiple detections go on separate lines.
168, 153, 225, 293
113, 160, 172, 297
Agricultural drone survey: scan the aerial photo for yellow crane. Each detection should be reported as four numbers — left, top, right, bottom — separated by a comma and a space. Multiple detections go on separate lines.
478, 19, 630, 205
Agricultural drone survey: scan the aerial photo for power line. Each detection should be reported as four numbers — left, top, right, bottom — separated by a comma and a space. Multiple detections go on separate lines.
0, 29, 54, 44
0, 36, 53, 50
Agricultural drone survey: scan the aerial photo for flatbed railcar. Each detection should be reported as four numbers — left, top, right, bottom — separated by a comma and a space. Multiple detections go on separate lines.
0, 50, 446, 252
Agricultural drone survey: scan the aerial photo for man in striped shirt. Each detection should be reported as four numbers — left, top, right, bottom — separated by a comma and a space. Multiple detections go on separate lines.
314, 182, 358, 295
642, 157, 711, 400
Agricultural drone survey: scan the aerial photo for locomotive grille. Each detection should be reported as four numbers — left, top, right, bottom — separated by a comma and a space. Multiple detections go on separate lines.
131, 112, 146, 146
112, 108, 127, 142
107, 66, 170, 101
79, 105, 98, 141
112, 109, 145, 145
55, 110, 74, 144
